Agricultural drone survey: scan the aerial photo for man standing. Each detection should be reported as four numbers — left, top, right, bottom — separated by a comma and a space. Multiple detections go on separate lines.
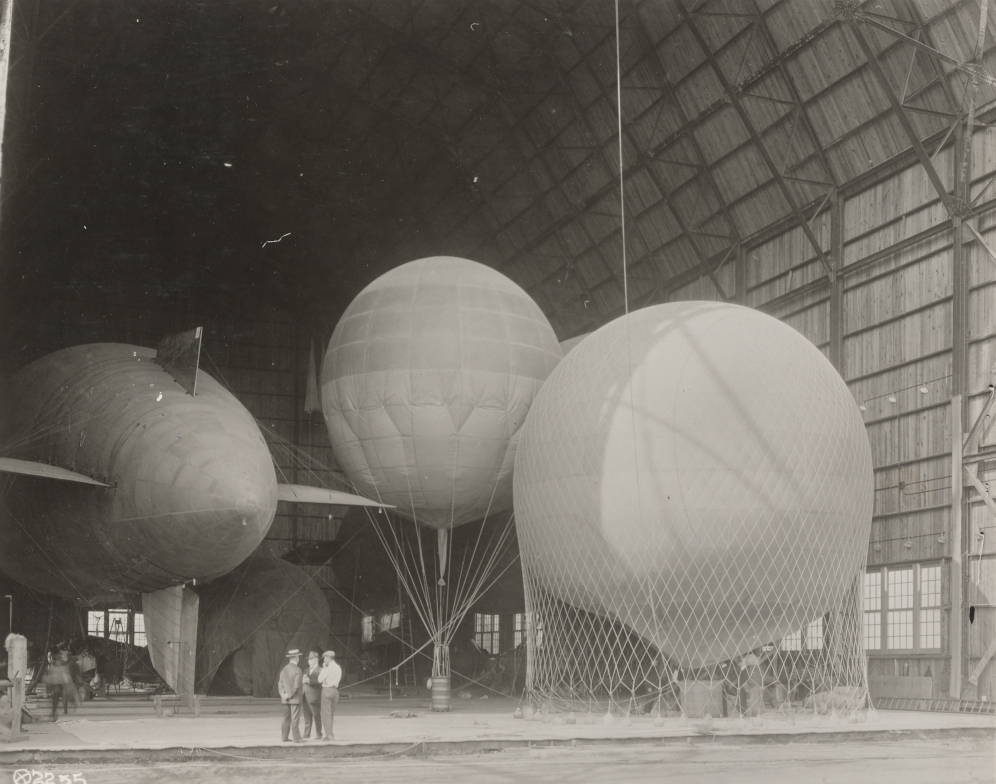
301, 650, 323, 740
278, 648, 304, 743
318, 650, 342, 741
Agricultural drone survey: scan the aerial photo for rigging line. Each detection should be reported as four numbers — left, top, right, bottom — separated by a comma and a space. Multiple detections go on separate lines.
365, 509, 436, 636
440, 552, 522, 647
615, 0, 628, 316
361, 485, 435, 632
450, 511, 516, 618
449, 470, 503, 614
0, 498, 90, 602
198, 502, 377, 666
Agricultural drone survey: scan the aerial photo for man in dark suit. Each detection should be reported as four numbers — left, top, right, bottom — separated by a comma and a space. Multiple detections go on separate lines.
301, 650, 323, 740
278, 648, 304, 742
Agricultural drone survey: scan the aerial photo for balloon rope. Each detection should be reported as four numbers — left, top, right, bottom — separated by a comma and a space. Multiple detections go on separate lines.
449, 474, 502, 618
615, 0, 628, 315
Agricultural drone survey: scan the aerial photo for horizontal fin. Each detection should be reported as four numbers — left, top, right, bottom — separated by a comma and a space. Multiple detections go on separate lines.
154, 327, 202, 396
277, 483, 393, 508
0, 457, 109, 487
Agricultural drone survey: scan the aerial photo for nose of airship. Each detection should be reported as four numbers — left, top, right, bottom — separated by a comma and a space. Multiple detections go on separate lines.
110, 388, 278, 585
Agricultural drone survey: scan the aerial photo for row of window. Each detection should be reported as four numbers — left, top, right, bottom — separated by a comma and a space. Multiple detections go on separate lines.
358, 563, 944, 657
863, 563, 941, 651
87, 609, 147, 648
777, 562, 943, 654
360, 611, 402, 643
475, 612, 545, 654
359, 609, 546, 654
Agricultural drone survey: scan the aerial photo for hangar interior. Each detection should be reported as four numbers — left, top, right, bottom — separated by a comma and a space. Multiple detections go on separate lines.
0, 0, 995, 705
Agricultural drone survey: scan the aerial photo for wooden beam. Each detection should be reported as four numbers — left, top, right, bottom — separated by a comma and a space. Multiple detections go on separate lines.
965, 221, 996, 267
951, 395, 964, 699
964, 464, 996, 521
678, 5, 836, 279
750, 0, 839, 190
965, 385, 996, 454
860, 13, 995, 86
846, 20, 959, 217
829, 191, 844, 372
968, 635, 996, 685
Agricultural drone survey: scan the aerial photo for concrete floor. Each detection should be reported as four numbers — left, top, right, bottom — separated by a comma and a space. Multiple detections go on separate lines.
1, 690, 992, 783
2, 737, 993, 784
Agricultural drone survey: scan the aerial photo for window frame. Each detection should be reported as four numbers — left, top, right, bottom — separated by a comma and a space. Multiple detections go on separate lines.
863, 562, 944, 654
473, 612, 501, 654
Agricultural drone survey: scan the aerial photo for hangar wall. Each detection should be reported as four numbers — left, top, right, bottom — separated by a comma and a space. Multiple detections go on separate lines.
670, 125, 996, 702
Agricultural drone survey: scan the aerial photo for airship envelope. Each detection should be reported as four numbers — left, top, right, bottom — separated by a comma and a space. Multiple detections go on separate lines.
514, 302, 874, 668
322, 256, 562, 529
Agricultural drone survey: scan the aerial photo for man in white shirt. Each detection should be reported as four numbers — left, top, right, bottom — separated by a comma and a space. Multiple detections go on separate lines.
318, 650, 342, 741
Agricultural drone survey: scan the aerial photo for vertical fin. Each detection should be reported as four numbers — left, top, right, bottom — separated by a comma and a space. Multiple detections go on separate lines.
143, 585, 199, 704
153, 327, 203, 396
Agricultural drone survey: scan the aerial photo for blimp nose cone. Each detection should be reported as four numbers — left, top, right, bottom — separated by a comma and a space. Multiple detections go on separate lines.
110, 381, 279, 587
237, 494, 260, 516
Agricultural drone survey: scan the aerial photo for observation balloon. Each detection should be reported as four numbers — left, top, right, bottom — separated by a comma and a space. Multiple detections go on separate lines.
514, 301, 874, 669
322, 256, 561, 529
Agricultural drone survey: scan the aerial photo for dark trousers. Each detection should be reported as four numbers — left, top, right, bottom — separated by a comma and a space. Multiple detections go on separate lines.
49, 685, 64, 720
281, 701, 302, 741
302, 694, 322, 738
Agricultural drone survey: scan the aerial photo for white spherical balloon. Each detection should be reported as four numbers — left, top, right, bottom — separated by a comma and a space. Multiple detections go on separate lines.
514, 302, 873, 668
323, 257, 561, 529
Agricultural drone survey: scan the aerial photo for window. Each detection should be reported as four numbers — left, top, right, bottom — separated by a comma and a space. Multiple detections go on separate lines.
779, 616, 823, 652
864, 563, 943, 652
377, 611, 400, 634
780, 628, 802, 651
108, 609, 129, 643
863, 571, 882, 650
513, 612, 545, 649
87, 611, 105, 638
361, 615, 374, 644
887, 567, 914, 649
133, 613, 147, 648
804, 617, 824, 650
474, 613, 500, 654
919, 565, 942, 649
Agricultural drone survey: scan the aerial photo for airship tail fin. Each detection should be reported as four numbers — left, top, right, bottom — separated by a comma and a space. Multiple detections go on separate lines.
142, 585, 199, 706
0, 457, 109, 486
154, 327, 203, 396
277, 483, 394, 508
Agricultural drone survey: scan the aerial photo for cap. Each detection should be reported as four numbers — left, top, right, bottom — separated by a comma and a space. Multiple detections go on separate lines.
322, 650, 335, 659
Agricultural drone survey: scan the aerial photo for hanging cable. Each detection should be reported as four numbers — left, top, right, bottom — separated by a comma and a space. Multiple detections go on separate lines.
615, 0, 628, 315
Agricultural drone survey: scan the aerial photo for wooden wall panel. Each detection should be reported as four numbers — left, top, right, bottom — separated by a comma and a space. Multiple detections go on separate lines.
780, 301, 829, 349
843, 301, 953, 380
842, 251, 951, 335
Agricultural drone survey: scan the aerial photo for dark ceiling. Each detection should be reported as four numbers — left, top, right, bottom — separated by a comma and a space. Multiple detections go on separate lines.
1, 0, 993, 370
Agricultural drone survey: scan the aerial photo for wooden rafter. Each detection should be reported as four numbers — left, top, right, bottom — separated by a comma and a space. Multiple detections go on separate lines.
676, 3, 836, 278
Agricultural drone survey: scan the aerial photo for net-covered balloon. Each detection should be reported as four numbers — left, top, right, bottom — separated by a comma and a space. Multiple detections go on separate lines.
514, 302, 873, 711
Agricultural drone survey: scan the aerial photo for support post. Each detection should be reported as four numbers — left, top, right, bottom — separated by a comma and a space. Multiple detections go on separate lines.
951, 395, 964, 699
735, 242, 747, 305
4, 634, 26, 741
829, 191, 844, 373
0, 0, 14, 213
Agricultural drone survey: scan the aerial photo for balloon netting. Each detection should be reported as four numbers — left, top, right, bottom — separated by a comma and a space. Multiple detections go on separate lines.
513, 304, 873, 718
519, 562, 870, 718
